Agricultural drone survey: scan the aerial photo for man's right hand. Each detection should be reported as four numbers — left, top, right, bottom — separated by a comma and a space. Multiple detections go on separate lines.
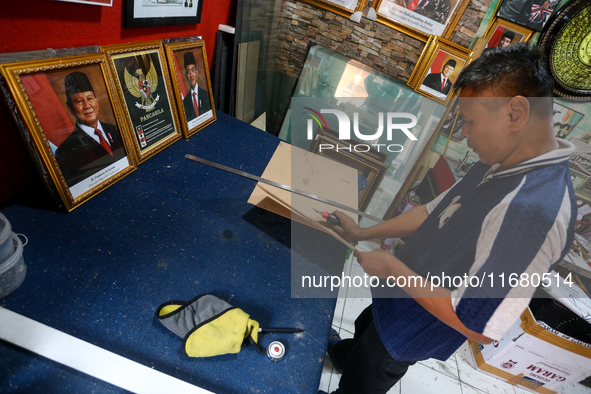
331, 211, 365, 242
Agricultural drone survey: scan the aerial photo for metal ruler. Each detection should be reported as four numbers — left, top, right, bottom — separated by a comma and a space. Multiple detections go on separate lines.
185, 154, 384, 223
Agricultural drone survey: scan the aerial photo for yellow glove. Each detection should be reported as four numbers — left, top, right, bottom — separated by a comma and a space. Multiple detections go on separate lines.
156, 294, 260, 358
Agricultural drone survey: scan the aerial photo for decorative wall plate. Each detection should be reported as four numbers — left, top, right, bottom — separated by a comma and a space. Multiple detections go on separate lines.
539, 0, 591, 100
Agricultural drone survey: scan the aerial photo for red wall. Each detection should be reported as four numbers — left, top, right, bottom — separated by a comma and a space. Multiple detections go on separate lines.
0, 0, 233, 208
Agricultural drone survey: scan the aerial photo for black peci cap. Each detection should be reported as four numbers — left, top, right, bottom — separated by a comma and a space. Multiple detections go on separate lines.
64, 71, 94, 103
184, 51, 196, 68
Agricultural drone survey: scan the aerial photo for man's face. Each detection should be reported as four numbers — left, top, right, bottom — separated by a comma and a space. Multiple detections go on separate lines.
459, 87, 514, 166
442, 65, 455, 78
498, 37, 512, 48
185, 64, 198, 90
68, 91, 99, 128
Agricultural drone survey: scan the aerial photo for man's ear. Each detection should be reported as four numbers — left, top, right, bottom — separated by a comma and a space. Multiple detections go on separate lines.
507, 96, 529, 131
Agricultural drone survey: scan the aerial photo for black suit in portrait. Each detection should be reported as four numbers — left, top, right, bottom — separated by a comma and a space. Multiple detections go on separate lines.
414, 0, 451, 24
54, 122, 126, 187
182, 85, 212, 122
422, 72, 453, 95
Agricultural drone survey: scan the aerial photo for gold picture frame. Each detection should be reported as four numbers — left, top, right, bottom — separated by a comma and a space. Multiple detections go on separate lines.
372, 0, 471, 42
407, 36, 472, 104
102, 41, 182, 163
0, 53, 137, 212
480, 18, 534, 55
164, 40, 216, 138
301, 0, 368, 18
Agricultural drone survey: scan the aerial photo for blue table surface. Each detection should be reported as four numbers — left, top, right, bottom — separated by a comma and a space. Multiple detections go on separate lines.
0, 112, 347, 394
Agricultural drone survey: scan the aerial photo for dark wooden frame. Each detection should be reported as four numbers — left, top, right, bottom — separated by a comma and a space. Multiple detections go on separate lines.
125, 0, 203, 28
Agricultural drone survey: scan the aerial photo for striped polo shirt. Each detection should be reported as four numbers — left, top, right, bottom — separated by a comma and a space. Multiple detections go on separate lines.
372, 139, 576, 362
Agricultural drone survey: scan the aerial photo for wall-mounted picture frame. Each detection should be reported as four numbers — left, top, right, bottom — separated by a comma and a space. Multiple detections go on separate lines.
576, 176, 591, 201
407, 36, 472, 104
569, 139, 591, 177
301, 0, 368, 18
497, 0, 560, 31
164, 40, 216, 138
553, 102, 585, 139
481, 18, 534, 55
0, 54, 137, 212
372, 0, 471, 41
309, 133, 387, 211
56, 0, 113, 5
538, 0, 591, 100
102, 41, 182, 163
125, 0, 202, 29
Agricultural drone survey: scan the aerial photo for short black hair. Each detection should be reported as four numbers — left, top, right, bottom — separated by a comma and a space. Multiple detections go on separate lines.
454, 43, 553, 98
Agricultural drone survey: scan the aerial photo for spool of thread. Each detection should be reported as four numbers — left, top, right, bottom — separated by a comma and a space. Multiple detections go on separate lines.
267, 341, 285, 362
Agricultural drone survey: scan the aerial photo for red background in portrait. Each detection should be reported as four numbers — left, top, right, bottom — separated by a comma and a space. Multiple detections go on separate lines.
0, 0, 233, 207
486, 26, 524, 48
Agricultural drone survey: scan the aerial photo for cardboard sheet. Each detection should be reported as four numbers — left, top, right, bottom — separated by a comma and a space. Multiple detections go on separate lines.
247, 142, 360, 248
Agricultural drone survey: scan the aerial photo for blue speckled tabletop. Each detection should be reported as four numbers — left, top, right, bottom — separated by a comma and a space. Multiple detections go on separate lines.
0, 113, 346, 394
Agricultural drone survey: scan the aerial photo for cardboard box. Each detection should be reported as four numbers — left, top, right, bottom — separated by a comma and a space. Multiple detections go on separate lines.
469, 308, 591, 393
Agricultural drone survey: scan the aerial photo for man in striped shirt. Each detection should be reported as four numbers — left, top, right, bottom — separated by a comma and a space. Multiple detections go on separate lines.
324, 43, 576, 394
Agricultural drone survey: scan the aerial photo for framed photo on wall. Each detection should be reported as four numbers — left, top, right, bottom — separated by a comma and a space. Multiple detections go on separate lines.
408, 36, 472, 104
372, 0, 471, 41
300, 0, 368, 18
576, 177, 591, 201
102, 41, 182, 163
481, 18, 534, 55
56, 0, 113, 5
569, 139, 591, 177
0, 53, 136, 212
125, 0, 203, 28
164, 40, 216, 138
553, 102, 584, 139
497, 0, 560, 31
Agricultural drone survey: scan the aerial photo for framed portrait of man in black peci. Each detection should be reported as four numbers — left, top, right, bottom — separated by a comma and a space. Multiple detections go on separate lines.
0, 53, 137, 212
480, 18, 533, 56
408, 36, 472, 104
164, 40, 216, 138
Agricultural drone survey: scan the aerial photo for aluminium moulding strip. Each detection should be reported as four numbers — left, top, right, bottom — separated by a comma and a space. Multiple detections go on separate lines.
0, 307, 213, 394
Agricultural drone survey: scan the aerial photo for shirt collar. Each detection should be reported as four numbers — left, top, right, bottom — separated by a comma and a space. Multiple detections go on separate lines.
488, 139, 575, 180
78, 121, 104, 136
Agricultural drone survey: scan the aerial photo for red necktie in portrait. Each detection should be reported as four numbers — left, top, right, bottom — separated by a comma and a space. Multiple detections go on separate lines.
95, 129, 113, 156
441, 78, 446, 91
193, 92, 199, 116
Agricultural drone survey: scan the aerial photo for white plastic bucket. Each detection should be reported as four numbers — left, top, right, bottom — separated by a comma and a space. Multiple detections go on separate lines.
0, 212, 14, 263
0, 232, 27, 299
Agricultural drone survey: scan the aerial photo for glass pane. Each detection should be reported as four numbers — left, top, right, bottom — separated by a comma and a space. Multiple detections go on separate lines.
284, 45, 447, 223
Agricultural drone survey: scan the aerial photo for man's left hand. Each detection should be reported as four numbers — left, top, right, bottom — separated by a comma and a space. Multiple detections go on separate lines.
354, 249, 400, 278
